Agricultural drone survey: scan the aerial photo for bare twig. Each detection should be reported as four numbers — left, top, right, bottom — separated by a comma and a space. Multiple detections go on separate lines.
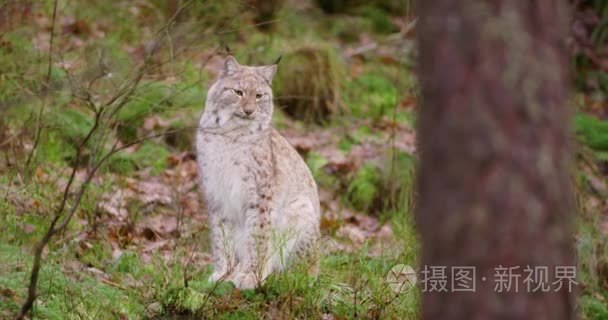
183, 235, 200, 288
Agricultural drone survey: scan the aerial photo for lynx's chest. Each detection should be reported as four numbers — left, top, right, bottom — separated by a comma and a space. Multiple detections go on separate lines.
196, 133, 256, 216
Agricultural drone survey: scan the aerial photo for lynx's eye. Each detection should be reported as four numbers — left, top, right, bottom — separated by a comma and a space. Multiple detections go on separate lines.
256, 93, 263, 99
233, 89, 243, 96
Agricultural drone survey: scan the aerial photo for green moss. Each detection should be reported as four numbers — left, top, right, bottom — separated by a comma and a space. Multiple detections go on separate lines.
356, 5, 399, 34
347, 164, 382, 213
162, 286, 208, 314
49, 108, 95, 144
106, 141, 169, 175
219, 310, 259, 320
79, 241, 113, 270
305, 152, 336, 188
580, 294, 608, 320
0, 33, 41, 103
116, 80, 205, 143
347, 72, 398, 120
345, 151, 415, 215
575, 113, 608, 150
172, 81, 207, 110
0, 244, 144, 319
117, 83, 173, 142
114, 251, 141, 274
338, 125, 375, 152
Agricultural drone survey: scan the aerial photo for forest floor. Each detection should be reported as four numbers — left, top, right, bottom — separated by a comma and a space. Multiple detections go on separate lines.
0, 1, 607, 319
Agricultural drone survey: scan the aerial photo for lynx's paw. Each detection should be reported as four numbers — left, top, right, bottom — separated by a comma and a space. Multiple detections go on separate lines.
230, 272, 258, 289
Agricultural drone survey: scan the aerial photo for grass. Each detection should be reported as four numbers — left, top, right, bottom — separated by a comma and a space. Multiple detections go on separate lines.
577, 219, 608, 320
0, 124, 418, 319
0, 140, 419, 319
347, 164, 382, 212
0, 243, 145, 319
347, 72, 399, 120
345, 151, 415, 215
159, 251, 418, 319
0, 233, 418, 319
106, 141, 170, 175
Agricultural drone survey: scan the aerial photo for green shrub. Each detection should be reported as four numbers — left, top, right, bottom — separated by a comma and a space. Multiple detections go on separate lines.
580, 294, 608, 320
347, 164, 382, 212
357, 5, 399, 34
306, 152, 338, 189
346, 151, 415, 214
106, 141, 169, 175
575, 113, 608, 150
274, 46, 347, 123
38, 107, 95, 165
163, 286, 208, 314
49, 108, 94, 144
347, 72, 398, 120
117, 83, 173, 142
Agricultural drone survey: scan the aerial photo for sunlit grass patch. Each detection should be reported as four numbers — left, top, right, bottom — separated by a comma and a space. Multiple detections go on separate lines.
0, 244, 145, 319
156, 249, 418, 319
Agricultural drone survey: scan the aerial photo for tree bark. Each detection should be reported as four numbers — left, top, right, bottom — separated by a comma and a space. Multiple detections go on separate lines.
414, 1, 576, 319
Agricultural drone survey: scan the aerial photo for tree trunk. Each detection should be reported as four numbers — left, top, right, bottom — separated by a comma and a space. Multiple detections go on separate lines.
414, 1, 577, 319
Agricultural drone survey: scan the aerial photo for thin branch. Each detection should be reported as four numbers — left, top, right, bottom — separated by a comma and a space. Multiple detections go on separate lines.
15, 101, 103, 320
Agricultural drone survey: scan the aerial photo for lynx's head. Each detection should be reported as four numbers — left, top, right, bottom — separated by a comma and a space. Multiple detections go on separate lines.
201, 56, 277, 132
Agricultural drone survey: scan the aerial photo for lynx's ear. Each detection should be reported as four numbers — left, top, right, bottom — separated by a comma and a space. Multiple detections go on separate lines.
223, 55, 240, 76
258, 64, 277, 84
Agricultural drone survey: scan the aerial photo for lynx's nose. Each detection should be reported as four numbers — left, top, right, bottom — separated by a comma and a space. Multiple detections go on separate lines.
244, 109, 254, 116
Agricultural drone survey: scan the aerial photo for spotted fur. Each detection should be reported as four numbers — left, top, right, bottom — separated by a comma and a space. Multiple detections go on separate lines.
196, 56, 320, 289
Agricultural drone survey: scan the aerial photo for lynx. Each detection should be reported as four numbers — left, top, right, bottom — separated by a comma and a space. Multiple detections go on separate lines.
196, 56, 320, 289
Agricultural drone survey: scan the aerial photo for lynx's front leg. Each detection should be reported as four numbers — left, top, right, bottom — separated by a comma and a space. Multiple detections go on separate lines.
208, 209, 235, 283
230, 187, 273, 289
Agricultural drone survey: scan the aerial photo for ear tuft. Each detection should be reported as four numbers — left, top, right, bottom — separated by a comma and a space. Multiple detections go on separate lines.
273, 55, 282, 65
258, 64, 277, 83
223, 55, 240, 75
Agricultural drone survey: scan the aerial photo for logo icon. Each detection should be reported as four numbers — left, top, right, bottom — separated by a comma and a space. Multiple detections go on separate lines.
386, 264, 417, 293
